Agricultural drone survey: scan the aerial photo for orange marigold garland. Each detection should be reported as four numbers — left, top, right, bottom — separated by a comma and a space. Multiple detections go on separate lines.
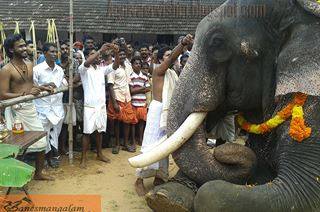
237, 93, 311, 142
289, 106, 311, 142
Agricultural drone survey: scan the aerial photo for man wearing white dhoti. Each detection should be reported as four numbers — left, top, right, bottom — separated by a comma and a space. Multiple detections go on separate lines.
33, 42, 67, 168
135, 35, 194, 196
78, 43, 120, 168
209, 114, 236, 146
0, 34, 53, 180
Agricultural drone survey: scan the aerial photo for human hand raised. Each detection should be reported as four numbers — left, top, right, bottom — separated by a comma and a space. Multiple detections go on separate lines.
181, 34, 194, 46
99, 43, 113, 53
111, 44, 119, 53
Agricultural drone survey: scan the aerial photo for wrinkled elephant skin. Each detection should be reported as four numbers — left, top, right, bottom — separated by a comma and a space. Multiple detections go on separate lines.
146, 0, 320, 211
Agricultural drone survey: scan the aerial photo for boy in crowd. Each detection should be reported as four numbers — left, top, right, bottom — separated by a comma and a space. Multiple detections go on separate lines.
26, 40, 35, 62
139, 44, 151, 64
135, 34, 193, 196
79, 43, 120, 168
108, 47, 137, 154
177, 53, 190, 76
141, 62, 152, 108
129, 57, 150, 146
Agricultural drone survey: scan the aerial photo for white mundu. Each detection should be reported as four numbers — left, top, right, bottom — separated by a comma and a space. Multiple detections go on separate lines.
5, 102, 47, 153
78, 63, 115, 134
33, 61, 66, 153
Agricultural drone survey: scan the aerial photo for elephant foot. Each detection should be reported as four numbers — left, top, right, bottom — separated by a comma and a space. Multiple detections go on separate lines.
145, 182, 195, 212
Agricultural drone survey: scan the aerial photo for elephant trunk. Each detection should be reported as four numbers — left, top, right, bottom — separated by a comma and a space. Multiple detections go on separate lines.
168, 44, 257, 185
195, 126, 320, 211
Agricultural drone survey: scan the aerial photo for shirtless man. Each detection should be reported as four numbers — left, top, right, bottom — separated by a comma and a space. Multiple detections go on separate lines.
0, 34, 53, 180
135, 34, 193, 196
152, 34, 193, 102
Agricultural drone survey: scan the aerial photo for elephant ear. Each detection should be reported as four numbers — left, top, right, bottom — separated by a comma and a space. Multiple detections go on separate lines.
275, 0, 320, 96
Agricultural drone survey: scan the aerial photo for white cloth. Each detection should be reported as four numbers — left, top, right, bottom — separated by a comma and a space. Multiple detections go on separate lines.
107, 64, 133, 103
5, 102, 47, 153
160, 69, 179, 131
63, 103, 76, 126
136, 100, 168, 180
41, 117, 63, 153
78, 63, 114, 107
78, 63, 114, 134
33, 61, 65, 125
211, 115, 236, 142
83, 105, 107, 134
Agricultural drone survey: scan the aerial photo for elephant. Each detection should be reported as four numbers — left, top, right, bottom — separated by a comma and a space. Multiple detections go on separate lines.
128, 0, 320, 211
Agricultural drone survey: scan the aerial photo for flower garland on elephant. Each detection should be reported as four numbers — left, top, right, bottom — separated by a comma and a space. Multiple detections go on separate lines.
237, 93, 311, 142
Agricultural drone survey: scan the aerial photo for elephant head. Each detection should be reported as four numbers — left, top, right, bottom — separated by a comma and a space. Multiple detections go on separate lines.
129, 0, 320, 211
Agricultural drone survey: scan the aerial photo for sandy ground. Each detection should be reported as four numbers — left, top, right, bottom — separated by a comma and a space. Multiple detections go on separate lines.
1, 148, 178, 212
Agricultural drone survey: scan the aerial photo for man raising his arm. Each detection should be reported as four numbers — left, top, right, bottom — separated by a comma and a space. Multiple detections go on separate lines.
78, 43, 120, 168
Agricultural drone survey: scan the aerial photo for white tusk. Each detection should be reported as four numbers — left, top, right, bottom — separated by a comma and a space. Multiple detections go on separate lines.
128, 112, 207, 168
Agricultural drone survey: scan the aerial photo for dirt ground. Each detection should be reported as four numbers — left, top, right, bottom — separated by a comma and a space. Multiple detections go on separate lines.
1, 148, 178, 212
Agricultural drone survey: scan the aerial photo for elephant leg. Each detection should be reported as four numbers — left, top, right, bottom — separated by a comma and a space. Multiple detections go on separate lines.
146, 171, 197, 212
146, 182, 196, 212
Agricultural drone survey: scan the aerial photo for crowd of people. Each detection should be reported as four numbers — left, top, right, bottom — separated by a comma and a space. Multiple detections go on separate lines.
0, 33, 194, 194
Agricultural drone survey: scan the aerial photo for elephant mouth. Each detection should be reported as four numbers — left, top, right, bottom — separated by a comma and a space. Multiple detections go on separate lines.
128, 112, 207, 168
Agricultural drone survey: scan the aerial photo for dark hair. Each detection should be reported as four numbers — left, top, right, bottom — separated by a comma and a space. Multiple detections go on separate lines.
141, 62, 149, 68
60, 41, 69, 46
180, 53, 189, 62
119, 47, 126, 53
26, 40, 33, 45
152, 45, 159, 52
84, 36, 94, 43
139, 43, 149, 50
83, 47, 97, 57
4, 34, 24, 59
157, 45, 171, 61
42, 43, 57, 53
130, 56, 142, 65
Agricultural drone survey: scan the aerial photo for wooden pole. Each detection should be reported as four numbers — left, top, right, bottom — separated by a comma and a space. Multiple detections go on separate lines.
68, 0, 74, 163
0, 87, 68, 109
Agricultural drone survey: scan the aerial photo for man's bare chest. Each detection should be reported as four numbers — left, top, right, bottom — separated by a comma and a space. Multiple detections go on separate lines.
10, 66, 33, 84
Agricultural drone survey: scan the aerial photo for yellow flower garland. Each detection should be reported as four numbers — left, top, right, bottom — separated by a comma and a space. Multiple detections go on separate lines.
237, 93, 311, 142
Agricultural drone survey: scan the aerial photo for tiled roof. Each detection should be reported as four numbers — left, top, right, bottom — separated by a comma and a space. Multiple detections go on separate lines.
0, 0, 225, 34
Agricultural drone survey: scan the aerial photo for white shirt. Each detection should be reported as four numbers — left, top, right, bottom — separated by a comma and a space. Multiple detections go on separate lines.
33, 61, 66, 123
107, 64, 133, 103
78, 63, 115, 107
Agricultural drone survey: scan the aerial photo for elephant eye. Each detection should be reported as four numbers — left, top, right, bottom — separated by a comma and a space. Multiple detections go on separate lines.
210, 37, 225, 48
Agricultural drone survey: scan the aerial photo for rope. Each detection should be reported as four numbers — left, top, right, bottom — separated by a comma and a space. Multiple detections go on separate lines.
51, 19, 61, 60
29, 21, 37, 65
46, 19, 60, 60
14, 21, 20, 35
0, 22, 8, 64
46, 19, 53, 43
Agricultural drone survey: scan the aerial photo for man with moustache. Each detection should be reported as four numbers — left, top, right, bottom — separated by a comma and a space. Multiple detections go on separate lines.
33, 43, 66, 168
0, 34, 53, 180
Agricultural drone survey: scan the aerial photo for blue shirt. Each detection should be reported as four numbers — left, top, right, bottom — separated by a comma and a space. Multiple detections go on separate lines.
37, 54, 61, 65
